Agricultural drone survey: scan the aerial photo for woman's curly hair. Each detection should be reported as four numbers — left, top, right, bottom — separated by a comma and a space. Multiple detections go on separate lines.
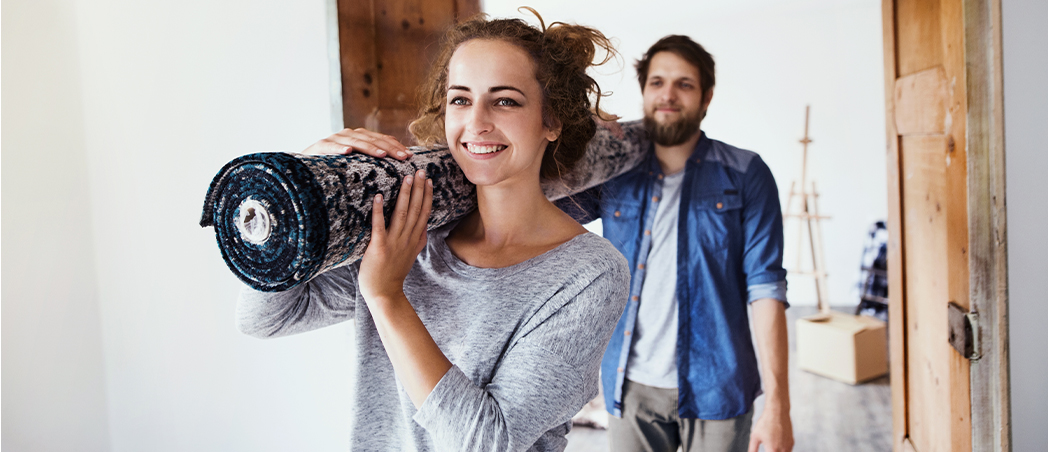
409, 8, 615, 180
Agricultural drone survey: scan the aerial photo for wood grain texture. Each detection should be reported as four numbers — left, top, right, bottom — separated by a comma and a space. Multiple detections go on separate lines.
886, 1, 973, 450
963, 0, 1010, 449
337, 0, 380, 132
895, 0, 943, 76
336, 0, 480, 143
899, 134, 954, 452
453, 0, 481, 22
894, 67, 949, 136
881, 1, 910, 449
373, 0, 451, 111
940, 2, 973, 451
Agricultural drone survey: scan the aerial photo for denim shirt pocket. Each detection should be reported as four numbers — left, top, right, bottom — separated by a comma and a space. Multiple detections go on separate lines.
601, 202, 643, 252
689, 193, 744, 250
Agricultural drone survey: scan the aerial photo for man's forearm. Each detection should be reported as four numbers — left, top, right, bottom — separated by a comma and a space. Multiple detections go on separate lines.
751, 298, 790, 412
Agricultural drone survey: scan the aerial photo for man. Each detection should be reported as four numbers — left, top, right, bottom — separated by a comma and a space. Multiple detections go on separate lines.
558, 35, 793, 452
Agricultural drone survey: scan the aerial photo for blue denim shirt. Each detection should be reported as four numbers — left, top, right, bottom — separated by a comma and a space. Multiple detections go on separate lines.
558, 131, 787, 420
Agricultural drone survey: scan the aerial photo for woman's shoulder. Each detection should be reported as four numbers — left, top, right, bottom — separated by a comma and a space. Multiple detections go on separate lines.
545, 232, 630, 280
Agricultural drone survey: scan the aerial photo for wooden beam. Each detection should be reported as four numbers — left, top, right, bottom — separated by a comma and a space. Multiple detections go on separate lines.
894, 0, 943, 77
939, 1, 973, 450
453, 0, 480, 20
881, 1, 910, 450
943, 0, 972, 448
337, 0, 380, 132
335, 0, 480, 144
900, 134, 951, 451
963, 0, 1011, 449
894, 67, 949, 136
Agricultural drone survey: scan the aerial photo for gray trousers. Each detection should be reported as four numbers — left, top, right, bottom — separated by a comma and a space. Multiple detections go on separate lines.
608, 379, 753, 452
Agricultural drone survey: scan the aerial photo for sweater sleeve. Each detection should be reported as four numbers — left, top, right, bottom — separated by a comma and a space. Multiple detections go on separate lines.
235, 265, 360, 338
412, 258, 630, 451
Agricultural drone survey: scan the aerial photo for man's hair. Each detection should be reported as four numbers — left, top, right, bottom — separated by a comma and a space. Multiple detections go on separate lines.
410, 9, 616, 180
635, 35, 715, 96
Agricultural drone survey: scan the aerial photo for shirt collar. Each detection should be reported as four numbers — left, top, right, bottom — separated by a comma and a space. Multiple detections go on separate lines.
689, 131, 711, 164
644, 131, 712, 175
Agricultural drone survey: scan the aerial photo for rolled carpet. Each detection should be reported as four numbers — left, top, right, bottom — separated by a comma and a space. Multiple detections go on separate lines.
200, 120, 647, 292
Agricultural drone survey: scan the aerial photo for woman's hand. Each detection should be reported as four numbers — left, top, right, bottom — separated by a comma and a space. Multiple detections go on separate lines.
302, 128, 412, 160
358, 170, 433, 305
356, 170, 449, 408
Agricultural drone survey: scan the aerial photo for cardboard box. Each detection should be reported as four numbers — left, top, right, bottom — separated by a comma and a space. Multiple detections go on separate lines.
796, 311, 888, 384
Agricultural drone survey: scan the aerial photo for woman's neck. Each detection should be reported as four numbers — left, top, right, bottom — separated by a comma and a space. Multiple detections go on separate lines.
446, 179, 586, 268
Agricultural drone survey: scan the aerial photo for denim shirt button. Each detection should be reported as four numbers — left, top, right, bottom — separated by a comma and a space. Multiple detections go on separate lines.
614, 210, 621, 217
716, 202, 724, 209
652, 196, 659, 202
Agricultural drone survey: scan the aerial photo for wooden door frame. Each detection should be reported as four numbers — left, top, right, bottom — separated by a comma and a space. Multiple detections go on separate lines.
879, 2, 906, 447
883, 0, 1010, 450
961, 0, 1010, 450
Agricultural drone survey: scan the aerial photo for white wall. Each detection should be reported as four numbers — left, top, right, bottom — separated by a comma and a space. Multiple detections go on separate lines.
2, 0, 112, 450
4, 0, 359, 450
485, 0, 888, 306
76, 0, 361, 450
1002, 0, 1048, 448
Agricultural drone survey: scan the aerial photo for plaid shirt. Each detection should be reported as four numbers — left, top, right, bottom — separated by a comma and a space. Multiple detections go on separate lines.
856, 221, 888, 320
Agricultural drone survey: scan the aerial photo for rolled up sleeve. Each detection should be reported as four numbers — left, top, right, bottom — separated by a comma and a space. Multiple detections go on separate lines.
740, 157, 788, 291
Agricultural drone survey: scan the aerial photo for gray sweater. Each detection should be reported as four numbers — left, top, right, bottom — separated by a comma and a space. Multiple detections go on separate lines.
236, 224, 630, 451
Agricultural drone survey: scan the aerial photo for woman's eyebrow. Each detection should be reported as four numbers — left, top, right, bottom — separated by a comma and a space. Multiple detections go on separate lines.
489, 86, 524, 95
447, 85, 525, 95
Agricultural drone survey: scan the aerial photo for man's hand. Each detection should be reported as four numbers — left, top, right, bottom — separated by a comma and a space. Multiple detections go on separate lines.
748, 406, 794, 452
302, 127, 411, 160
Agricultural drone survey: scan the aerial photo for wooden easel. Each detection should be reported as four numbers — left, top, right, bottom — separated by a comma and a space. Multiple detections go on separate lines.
783, 106, 832, 315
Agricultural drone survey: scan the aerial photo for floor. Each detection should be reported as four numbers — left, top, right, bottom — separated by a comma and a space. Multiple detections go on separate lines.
565, 306, 892, 452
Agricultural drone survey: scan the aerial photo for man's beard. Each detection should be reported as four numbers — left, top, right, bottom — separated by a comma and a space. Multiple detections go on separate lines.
643, 107, 702, 147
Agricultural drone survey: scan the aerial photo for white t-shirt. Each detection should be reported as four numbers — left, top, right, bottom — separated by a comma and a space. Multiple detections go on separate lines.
626, 170, 684, 388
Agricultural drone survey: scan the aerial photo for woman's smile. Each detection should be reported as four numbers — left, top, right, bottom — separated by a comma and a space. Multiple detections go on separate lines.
463, 142, 508, 156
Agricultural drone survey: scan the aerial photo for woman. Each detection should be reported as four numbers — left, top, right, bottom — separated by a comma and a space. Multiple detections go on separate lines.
236, 11, 630, 451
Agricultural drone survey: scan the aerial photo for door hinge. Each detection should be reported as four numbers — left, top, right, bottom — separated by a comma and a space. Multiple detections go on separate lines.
947, 302, 980, 360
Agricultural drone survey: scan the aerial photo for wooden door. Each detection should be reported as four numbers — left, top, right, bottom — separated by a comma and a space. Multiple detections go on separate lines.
883, 0, 971, 451
883, 0, 1010, 451
336, 0, 480, 143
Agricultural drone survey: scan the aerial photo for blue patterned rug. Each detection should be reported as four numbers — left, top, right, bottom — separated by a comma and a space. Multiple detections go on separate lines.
201, 122, 648, 292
